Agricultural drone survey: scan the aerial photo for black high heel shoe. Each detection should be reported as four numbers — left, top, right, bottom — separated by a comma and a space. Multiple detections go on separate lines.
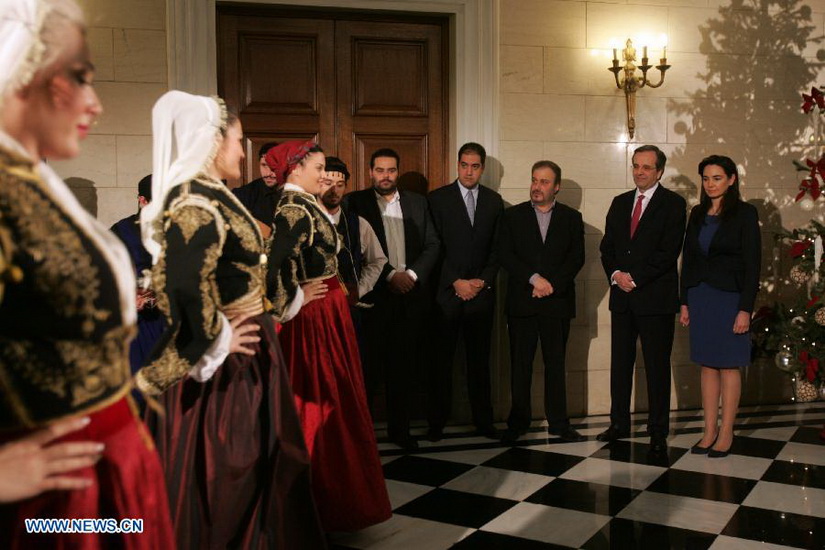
708, 437, 734, 458
690, 434, 718, 455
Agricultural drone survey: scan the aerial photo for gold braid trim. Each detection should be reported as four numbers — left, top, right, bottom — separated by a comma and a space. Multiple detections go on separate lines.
135, 344, 191, 397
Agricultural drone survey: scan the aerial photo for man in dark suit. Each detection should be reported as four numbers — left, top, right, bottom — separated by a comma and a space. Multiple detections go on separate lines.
598, 144, 687, 454
426, 143, 504, 442
499, 160, 585, 444
345, 148, 441, 451
232, 141, 278, 236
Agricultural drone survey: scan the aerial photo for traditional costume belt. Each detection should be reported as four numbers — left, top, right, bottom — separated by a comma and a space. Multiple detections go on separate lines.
222, 287, 266, 320
298, 273, 343, 292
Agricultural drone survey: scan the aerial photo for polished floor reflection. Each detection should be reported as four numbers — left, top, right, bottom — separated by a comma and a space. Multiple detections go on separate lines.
330, 403, 825, 549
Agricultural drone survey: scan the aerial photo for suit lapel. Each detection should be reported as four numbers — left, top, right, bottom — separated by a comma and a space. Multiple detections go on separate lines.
450, 181, 474, 229
399, 191, 414, 259
632, 187, 664, 239
522, 202, 544, 245
363, 190, 389, 255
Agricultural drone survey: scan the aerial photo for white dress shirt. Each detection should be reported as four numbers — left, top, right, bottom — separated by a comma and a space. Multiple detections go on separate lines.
375, 190, 418, 282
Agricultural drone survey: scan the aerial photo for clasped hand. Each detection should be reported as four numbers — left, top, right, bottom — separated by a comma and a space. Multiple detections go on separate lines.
454, 279, 484, 301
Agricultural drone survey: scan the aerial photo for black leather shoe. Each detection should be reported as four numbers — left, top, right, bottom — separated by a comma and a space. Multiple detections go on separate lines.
649, 435, 668, 454
549, 426, 586, 442
596, 426, 629, 442
690, 435, 717, 455
708, 437, 733, 458
500, 428, 523, 444
390, 434, 419, 452
426, 427, 443, 442
474, 425, 501, 439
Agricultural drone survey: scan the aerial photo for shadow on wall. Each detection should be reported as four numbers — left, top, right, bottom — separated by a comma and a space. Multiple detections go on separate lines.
563, 179, 606, 418
668, 0, 823, 408
65, 177, 98, 217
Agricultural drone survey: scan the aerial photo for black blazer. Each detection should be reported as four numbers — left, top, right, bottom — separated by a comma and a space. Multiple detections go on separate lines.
498, 201, 584, 318
344, 188, 440, 304
600, 185, 687, 315
680, 202, 761, 313
427, 181, 504, 306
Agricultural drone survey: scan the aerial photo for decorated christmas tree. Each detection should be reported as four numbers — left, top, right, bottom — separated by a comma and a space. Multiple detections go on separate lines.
752, 87, 825, 441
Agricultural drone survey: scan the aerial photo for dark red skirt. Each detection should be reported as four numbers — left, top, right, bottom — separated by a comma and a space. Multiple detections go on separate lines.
147, 313, 325, 549
280, 277, 392, 532
0, 398, 176, 549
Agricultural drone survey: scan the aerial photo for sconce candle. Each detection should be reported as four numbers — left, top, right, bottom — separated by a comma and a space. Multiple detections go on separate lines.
607, 38, 671, 139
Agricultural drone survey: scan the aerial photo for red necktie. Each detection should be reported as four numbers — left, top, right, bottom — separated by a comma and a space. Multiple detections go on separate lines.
630, 194, 645, 238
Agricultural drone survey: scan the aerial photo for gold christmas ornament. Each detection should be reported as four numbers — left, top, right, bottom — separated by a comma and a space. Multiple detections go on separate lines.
793, 377, 819, 402
790, 265, 812, 284
816, 307, 825, 326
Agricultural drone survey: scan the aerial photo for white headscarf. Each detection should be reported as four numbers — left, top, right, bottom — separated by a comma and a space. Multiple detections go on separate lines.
0, 0, 46, 105
140, 90, 227, 263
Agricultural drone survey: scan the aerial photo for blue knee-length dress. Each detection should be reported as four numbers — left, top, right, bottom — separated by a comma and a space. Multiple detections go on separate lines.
686, 215, 751, 368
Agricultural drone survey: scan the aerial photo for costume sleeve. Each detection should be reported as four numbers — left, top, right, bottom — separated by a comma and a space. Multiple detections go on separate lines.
358, 216, 388, 297
135, 202, 229, 396
738, 205, 761, 313
0, 219, 11, 304
266, 203, 313, 321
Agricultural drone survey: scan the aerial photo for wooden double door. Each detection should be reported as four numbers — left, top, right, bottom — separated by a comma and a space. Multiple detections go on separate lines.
217, 5, 449, 193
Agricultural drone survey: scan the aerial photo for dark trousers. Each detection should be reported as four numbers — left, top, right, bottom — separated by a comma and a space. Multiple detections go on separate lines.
507, 314, 571, 432
363, 295, 423, 438
427, 293, 495, 431
609, 310, 675, 436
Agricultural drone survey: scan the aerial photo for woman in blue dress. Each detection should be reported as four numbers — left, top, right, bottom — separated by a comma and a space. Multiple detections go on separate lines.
679, 155, 761, 457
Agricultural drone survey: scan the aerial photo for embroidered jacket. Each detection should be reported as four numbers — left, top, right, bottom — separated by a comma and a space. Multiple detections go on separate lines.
267, 187, 339, 320
135, 177, 267, 395
0, 145, 135, 429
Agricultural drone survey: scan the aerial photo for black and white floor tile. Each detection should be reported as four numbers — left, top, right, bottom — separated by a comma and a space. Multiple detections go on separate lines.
330, 402, 825, 549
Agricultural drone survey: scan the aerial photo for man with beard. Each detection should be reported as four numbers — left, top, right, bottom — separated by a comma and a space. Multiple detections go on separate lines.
232, 141, 278, 236
345, 148, 440, 450
318, 157, 387, 369
499, 160, 586, 444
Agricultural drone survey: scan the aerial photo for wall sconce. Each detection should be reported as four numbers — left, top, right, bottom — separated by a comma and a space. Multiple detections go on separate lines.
609, 38, 670, 139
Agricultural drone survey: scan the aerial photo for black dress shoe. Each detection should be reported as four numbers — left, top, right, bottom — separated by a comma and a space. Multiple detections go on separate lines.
708, 437, 733, 458
548, 426, 586, 442
474, 425, 501, 439
390, 434, 419, 451
426, 427, 443, 442
596, 426, 629, 442
690, 435, 718, 455
649, 435, 668, 454
500, 428, 523, 444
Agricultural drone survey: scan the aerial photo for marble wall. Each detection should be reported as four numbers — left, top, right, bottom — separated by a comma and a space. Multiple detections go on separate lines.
52, 0, 167, 227
494, 0, 825, 418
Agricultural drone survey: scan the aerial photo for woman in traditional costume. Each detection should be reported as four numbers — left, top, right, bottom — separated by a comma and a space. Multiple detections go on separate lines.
136, 92, 325, 549
266, 140, 391, 532
0, 0, 175, 547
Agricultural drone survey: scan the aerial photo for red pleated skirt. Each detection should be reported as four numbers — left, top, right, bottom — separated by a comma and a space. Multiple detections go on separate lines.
280, 276, 392, 532
0, 398, 176, 550
147, 313, 325, 549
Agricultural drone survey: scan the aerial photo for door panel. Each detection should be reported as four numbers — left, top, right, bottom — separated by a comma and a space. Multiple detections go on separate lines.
217, 7, 447, 192
218, 13, 335, 186
336, 19, 445, 192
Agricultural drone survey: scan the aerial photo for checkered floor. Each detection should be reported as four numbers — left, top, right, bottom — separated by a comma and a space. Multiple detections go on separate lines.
329, 402, 825, 549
